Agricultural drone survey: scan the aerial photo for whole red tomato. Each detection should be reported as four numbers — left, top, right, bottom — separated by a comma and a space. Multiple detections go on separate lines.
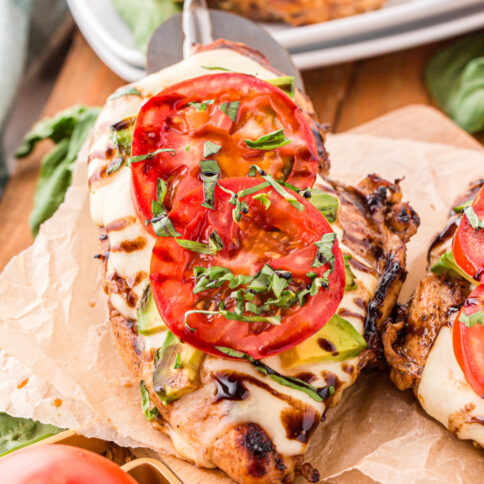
0, 444, 137, 484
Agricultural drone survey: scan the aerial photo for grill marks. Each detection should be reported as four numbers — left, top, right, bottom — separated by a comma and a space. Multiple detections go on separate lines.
106, 270, 147, 308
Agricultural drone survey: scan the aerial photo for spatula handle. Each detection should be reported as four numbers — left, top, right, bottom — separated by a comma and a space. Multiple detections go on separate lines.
183, 0, 214, 58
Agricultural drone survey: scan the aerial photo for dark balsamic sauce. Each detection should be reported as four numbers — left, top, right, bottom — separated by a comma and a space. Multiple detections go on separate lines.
427, 218, 459, 263
213, 373, 249, 402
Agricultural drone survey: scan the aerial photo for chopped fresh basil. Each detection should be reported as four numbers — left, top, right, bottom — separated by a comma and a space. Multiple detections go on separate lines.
463, 206, 484, 229
187, 99, 214, 111
453, 199, 472, 213
203, 141, 222, 158
244, 129, 291, 151
249, 165, 304, 212
174, 353, 182, 369
431, 250, 477, 284
108, 86, 142, 101
140, 380, 159, 421
200, 159, 221, 210
217, 183, 244, 222
106, 158, 124, 175
215, 346, 252, 360
219, 101, 240, 123
313, 233, 337, 270
193, 266, 234, 294
151, 179, 180, 237
267, 373, 323, 402
252, 191, 272, 209
128, 148, 176, 165
267, 76, 295, 98
344, 255, 358, 292
310, 188, 339, 223
237, 181, 271, 198
460, 310, 484, 327
201, 65, 234, 72
176, 229, 224, 254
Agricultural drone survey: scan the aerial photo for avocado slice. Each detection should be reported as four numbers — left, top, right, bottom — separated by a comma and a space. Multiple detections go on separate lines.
137, 283, 165, 335
279, 314, 367, 369
153, 331, 205, 403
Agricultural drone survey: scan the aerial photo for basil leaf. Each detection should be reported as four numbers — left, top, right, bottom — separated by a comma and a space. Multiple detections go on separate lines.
217, 183, 245, 222
249, 165, 304, 212
431, 250, 477, 284
219, 101, 240, 122
106, 158, 124, 175
267, 374, 323, 403
187, 99, 214, 111
460, 310, 484, 327
128, 148, 176, 165
176, 230, 224, 254
311, 188, 339, 223
16, 105, 101, 237
203, 141, 222, 158
244, 129, 291, 150
267, 76, 295, 98
200, 159, 221, 210
193, 266, 234, 294
151, 179, 180, 237
112, 0, 181, 53
202, 65, 234, 71
140, 381, 160, 421
313, 233, 337, 270
464, 206, 484, 229
215, 346, 253, 360
237, 182, 271, 198
107, 86, 142, 101
344, 255, 358, 292
229, 274, 252, 288
0, 413, 63, 457
453, 199, 472, 213
174, 353, 182, 369
252, 191, 272, 209
425, 33, 484, 133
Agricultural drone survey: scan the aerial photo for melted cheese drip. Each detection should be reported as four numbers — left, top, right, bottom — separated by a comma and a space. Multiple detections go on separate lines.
418, 326, 484, 445
89, 49, 379, 460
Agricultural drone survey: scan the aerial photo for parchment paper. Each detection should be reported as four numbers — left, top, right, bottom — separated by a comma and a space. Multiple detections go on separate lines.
1, 121, 483, 483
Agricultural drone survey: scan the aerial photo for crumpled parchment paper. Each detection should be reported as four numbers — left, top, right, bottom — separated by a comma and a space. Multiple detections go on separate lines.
0, 116, 483, 483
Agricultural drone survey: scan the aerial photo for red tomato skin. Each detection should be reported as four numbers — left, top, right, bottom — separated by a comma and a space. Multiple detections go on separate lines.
131, 73, 321, 234
0, 444, 137, 484
150, 177, 345, 360
453, 284, 484, 398
453, 185, 484, 282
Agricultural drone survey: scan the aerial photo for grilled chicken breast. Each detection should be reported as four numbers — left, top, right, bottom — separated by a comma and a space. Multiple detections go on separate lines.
382, 179, 484, 448
88, 41, 417, 482
209, 0, 386, 26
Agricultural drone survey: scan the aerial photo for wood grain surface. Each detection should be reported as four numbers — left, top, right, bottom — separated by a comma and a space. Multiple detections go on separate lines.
0, 31, 480, 271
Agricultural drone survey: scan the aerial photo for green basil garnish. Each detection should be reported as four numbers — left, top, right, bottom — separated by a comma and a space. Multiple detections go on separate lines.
106, 158, 124, 175
252, 191, 272, 209
201, 65, 234, 72
187, 99, 214, 111
460, 310, 484, 327
249, 165, 304, 212
200, 159, 221, 210
128, 148, 176, 165
344, 255, 358, 292
203, 141, 222, 158
463, 206, 484, 229
453, 199, 472, 213
140, 381, 159, 421
310, 188, 339, 223
176, 229, 224, 254
431, 250, 476, 284
151, 179, 180, 237
219, 101, 240, 122
108, 86, 142, 101
313, 233, 337, 270
174, 353, 182, 369
244, 129, 291, 151
267, 76, 296, 98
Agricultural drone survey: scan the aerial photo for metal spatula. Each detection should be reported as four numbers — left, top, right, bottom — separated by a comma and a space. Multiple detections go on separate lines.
146, 0, 304, 91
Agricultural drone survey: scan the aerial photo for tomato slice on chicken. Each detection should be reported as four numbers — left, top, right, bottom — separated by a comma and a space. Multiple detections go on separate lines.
453, 283, 484, 398
453, 185, 484, 282
150, 177, 345, 359
131, 73, 320, 231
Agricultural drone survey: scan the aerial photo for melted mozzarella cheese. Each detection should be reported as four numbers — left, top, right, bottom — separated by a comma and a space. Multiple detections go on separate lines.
89, 48, 379, 460
418, 326, 484, 445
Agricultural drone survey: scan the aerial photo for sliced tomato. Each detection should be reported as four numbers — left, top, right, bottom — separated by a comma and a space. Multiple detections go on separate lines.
131, 73, 320, 231
453, 184, 484, 282
150, 177, 345, 359
453, 284, 484, 398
